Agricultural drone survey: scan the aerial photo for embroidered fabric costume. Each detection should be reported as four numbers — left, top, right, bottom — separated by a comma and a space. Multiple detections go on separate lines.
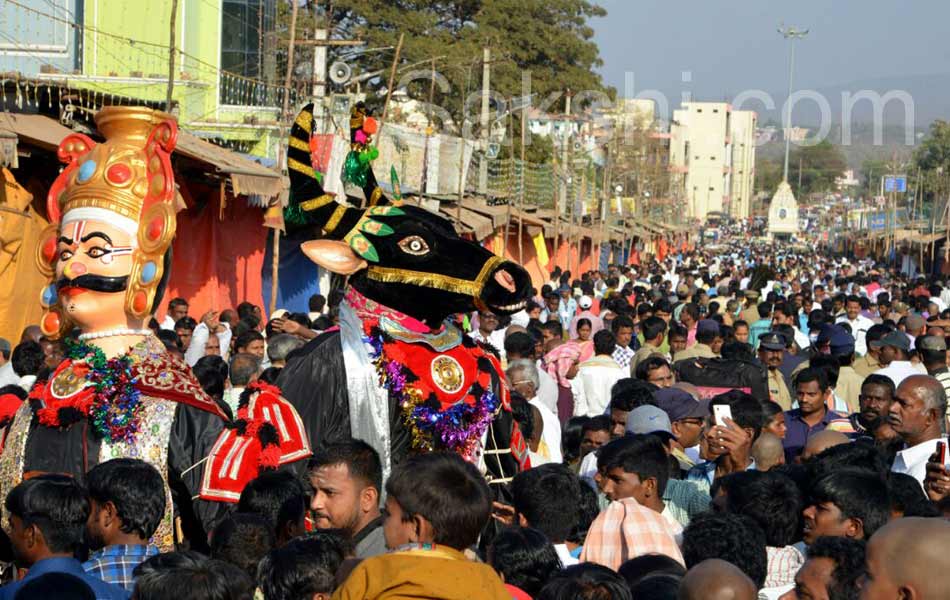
0, 107, 233, 552
202, 381, 312, 502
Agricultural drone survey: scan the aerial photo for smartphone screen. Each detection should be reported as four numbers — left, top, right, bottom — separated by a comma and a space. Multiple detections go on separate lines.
713, 404, 733, 427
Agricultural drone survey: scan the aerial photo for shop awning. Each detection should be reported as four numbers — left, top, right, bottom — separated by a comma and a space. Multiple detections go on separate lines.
175, 131, 284, 199
0, 112, 73, 151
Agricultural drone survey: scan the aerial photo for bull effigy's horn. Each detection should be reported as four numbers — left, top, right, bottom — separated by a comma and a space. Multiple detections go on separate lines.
286, 103, 364, 238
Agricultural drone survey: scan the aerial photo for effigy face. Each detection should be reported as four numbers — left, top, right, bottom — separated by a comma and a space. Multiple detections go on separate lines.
37, 106, 180, 338
52, 216, 137, 332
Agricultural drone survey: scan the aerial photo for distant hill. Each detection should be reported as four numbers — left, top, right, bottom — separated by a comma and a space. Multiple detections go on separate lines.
755, 72, 950, 129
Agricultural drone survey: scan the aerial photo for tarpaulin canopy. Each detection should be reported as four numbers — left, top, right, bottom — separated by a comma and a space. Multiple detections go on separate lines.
0, 113, 72, 150
175, 132, 285, 198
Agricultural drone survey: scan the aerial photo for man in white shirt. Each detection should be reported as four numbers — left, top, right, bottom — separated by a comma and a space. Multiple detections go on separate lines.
571, 331, 625, 418
504, 331, 558, 415
224, 353, 262, 417
836, 295, 874, 356
506, 359, 562, 466
184, 310, 233, 366
875, 331, 926, 387
890, 374, 947, 487
468, 310, 506, 360
160, 297, 190, 331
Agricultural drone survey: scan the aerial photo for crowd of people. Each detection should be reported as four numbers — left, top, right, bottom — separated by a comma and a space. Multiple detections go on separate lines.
3, 243, 950, 599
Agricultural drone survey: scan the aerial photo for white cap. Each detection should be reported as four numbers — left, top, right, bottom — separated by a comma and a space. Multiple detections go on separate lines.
578, 295, 593, 310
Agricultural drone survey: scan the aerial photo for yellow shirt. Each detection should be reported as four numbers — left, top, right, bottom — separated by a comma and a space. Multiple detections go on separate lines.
333, 545, 510, 600
852, 353, 881, 378
768, 368, 793, 410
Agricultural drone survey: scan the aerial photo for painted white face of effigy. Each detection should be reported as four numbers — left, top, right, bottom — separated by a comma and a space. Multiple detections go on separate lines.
54, 213, 137, 331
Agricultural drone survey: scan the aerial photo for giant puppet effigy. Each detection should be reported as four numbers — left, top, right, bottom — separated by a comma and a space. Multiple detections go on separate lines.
0, 106, 309, 550
278, 104, 533, 487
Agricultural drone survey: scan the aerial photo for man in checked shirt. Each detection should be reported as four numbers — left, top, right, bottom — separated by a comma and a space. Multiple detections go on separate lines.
82, 459, 163, 592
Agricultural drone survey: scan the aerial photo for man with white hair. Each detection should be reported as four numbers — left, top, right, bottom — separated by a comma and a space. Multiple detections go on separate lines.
507, 358, 562, 465
890, 374, 948, 487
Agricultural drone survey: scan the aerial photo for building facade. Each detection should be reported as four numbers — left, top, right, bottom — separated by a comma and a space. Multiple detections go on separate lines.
669, 102, 756, 220
0, 0, 285, 159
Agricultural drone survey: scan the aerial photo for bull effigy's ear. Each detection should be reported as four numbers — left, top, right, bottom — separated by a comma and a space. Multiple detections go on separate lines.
286, 104, 364, 238
300, 239, 367, 275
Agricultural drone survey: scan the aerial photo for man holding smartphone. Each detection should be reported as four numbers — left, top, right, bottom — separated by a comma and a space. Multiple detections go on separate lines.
685, 391, 761, 493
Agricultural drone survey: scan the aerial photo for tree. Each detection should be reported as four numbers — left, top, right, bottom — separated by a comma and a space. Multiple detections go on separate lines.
304, 0, 611, 133
789, 140, 847, 196
755, 156, 783, 195
914, 120, 950, 173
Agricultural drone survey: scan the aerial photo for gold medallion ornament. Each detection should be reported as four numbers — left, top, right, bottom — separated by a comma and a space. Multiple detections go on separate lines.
431, 355, 465, 394
50, 365, 89, 399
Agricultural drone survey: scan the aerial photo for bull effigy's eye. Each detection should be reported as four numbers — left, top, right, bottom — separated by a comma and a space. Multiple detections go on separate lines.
398, 235, 430, 256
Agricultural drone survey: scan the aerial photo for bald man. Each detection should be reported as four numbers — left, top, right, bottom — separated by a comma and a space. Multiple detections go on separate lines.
800, 430, 850, 462
890, 375, 948, 486
751, 432, 785, 471
860, 517, 950, 600
679, 559, 758, 600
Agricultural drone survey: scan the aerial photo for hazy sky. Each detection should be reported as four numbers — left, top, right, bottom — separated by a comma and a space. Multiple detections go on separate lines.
592, 0, 950, 102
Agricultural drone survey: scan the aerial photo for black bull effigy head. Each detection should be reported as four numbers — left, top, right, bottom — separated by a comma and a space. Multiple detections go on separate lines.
286, 103, 532, 327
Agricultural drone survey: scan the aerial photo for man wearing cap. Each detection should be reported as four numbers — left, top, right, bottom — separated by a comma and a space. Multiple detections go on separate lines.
874, 330, 926, 387
853, 324, 889, 377
618, 406, 711, 527
673, 319, 721, 363
836, 295, 874, 356
916, 334, 950, 414
654, 387, 709, 473
568, 295, 604, 339
758, 332, 793, 410
815, 324, 865, 414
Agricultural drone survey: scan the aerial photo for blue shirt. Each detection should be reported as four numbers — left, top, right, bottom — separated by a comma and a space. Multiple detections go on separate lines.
783, 408, 845, 463
0, 556, 129, 600
687, 458, 758, 494
83, 544, 159, 592
748, 318, 772, 350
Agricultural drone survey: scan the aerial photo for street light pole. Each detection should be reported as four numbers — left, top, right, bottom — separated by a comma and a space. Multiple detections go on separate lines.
778, 24, 808, 184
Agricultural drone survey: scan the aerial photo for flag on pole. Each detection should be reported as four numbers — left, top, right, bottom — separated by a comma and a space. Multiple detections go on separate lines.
533, 233, 549, 267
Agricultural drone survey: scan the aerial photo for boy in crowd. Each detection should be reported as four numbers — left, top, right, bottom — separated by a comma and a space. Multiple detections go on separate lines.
83, 459, 165, 591
258, 532, 347, 600
332, 453, 509, 600
237, 471, 308, 547
0, 475, 127, 599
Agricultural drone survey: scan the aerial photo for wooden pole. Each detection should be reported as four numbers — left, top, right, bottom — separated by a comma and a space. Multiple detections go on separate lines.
165, 0, 179, 112
421, 58, 436, 203
271, 0, 300, 317
503, 102, 514, 259
518, 105, 526, 265
380, 33, 405, 128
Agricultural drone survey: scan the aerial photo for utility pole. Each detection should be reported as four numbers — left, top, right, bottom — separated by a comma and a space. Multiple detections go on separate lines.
272, 0, 299, 317
559, 90, 573, 222
778, 24, 809, 183
165, 0, 179, 112
518, 104, 526, 265
312, 2, 327, 133
478, 46, 491, 194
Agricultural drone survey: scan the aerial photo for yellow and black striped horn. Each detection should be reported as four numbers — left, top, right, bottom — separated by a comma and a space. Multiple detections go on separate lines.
286, 103, 363, 238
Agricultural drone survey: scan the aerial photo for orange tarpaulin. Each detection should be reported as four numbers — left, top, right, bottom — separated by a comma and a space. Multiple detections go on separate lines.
0, 170, 51, 342
158, 185, 267, 320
